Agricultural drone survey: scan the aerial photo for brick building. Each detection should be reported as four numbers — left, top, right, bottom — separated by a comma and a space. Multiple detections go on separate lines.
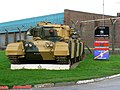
64, 9, 120, 52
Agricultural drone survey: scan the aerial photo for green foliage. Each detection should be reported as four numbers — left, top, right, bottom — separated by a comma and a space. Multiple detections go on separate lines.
0, 51, 120, 86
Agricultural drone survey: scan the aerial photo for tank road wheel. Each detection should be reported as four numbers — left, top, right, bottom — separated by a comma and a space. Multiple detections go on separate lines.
69, 57, 74, 65
76, 57, 79, 62
8, 56, 22, 64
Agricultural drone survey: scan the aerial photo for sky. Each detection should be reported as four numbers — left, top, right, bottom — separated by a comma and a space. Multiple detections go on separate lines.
0, 0, 120, 23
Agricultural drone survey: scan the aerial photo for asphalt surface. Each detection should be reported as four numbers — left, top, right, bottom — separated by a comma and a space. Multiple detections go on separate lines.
32, 76, 120, 90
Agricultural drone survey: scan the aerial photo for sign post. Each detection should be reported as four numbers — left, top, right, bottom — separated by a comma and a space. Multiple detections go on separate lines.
94, 26, 109, 60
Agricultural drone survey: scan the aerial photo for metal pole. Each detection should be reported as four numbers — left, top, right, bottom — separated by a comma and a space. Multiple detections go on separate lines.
80, 23, 82, 37
102, 0, 105, 26
17, 25, 25, 41
5, 29, 8, 46
14, 32, 16, 42
112, 22, 115, 53
111, 18, 119, 53
17, 27, 21, 41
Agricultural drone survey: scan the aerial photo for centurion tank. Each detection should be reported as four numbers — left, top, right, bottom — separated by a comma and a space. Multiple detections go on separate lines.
6, 22, 84, 65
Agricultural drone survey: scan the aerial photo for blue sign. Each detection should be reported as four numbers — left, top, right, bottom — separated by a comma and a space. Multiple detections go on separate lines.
94, 50, 109, 60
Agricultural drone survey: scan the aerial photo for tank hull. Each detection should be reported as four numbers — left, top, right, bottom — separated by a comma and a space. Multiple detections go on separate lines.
25, 52, 55, 60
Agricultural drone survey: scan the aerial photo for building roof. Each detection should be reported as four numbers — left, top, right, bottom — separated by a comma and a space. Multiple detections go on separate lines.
0, 13, 64, 34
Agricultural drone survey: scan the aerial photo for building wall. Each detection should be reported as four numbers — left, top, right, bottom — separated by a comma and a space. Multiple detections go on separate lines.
0, 34, 5, 46
64, 9, 120, 49
80, 19, 112, 48
80, 18, 120, 49
64, 9, 115, 26
0, 32, 27, 46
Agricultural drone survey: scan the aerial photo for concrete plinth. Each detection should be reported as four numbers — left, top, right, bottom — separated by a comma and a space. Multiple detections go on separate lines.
11, 64, 70, 70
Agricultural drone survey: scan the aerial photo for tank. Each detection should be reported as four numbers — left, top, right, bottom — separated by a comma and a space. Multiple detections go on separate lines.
6, 22, 84, 64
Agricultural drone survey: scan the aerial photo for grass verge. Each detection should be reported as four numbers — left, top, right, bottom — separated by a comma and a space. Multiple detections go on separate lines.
0, 51, 120, 86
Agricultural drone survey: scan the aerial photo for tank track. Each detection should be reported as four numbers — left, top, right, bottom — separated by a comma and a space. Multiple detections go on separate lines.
8, 56, 21, 64
56, 56, 70, 64
56, 56, 81, 65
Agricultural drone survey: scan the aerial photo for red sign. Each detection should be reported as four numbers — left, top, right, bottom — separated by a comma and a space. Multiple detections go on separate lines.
94, 40, 109, 50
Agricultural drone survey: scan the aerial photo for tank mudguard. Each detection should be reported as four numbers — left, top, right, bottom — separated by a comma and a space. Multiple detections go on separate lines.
6, 42, 25, 56
69, 39, 84, 59
54, 42, 69, 56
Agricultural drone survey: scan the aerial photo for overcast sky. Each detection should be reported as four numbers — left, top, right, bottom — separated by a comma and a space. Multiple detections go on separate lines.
0, 0, 120, 23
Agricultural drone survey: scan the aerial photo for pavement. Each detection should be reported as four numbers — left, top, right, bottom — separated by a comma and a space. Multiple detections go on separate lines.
32, 76, 120, 90
1, 73, 120, 89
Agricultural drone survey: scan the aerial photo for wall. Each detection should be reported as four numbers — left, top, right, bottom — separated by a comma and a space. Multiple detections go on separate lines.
0, 32, 27, 46
64, 9, 120, 50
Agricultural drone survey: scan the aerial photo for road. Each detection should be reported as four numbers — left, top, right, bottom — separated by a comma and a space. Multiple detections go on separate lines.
32, 76, 120, 90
